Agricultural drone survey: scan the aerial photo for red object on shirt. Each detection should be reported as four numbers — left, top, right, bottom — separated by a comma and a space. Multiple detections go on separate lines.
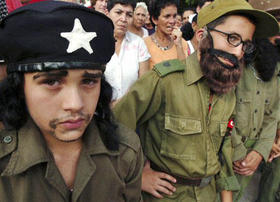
227, 119, 234, 129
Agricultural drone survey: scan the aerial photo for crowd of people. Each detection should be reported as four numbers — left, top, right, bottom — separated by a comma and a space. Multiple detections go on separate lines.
0, 0, 279, 201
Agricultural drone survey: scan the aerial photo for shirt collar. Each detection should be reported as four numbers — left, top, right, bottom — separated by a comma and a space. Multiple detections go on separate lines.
124, 31, 133, 42
183, 52, 204, 86
2, 118, 119, 176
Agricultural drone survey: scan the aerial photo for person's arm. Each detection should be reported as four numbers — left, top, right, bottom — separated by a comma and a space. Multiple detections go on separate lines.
141, 160, 176, 198
113, 70, 161, 130
268, 128, 280, 162
216, 135, 240, 195
138, 60, 149, 78
123, 136, 144, 202
220, 190, 233, 202
171, 28, 187, 62
114, 62, 184, 198
137, 37, 150, 78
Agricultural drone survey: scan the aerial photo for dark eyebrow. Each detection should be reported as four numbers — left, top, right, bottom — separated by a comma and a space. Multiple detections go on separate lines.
82, 71, 103, 78
33, 70, 68, 80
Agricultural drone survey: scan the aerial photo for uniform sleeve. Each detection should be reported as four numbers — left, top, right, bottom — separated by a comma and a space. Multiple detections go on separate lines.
253, 76, 280, 162
215, 136, 240, 192
138, 37, 150, 63
232, 127, 248, 161
113, 70, 162, 131
123, 142, 144, 202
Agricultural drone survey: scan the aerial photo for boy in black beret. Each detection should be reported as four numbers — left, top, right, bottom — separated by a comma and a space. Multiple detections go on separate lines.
0, 1, 143, 201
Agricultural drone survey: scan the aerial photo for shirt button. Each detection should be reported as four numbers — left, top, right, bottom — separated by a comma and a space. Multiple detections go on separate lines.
3, 135, 13, 144
255, 109, 258, 113
257, 91, 260, 95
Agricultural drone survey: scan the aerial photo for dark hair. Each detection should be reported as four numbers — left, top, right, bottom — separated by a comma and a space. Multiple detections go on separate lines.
197, 0, 213, 8
107, 0, 136, 12
181, 22, 194, 41
0, 72, 119, 151
0, 72, 27, 130
183, 7, 195, 14
148, 0, 178, 20
207, 13, 257, 30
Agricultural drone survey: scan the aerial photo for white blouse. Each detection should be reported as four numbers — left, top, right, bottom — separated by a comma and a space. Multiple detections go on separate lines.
105, 31, 150, 101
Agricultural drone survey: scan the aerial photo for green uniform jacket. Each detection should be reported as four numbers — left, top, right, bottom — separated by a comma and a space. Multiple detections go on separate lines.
113, 53, 239, 192
0, 119, 143, 202
232, 63, 280, 162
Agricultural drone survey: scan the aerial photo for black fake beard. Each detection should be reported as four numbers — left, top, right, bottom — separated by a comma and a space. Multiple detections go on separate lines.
199, 35, 243, 95
253, 38, 278, 82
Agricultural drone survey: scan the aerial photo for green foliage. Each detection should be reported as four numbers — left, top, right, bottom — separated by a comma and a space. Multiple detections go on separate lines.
184, 0, 198, 7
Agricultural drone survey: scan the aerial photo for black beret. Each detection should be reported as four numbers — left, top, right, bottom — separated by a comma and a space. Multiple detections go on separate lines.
0, 0, 115, 74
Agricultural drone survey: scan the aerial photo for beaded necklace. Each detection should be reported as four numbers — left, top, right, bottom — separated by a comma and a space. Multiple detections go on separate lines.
151, 35, 172, 51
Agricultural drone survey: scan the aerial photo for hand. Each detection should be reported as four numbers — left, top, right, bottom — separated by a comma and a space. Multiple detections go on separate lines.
171, 27, 182, 46
268, 133, 280, 162
233, 150, 263, 176
220, 190, 233, 202
142, 160, 177, 198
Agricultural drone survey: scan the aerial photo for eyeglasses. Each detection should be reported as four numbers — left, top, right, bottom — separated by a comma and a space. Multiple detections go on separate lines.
207, 27, 255, 54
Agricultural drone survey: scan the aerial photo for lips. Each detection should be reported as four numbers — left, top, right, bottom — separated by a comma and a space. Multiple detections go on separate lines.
60, 118, 84, 130
218, 57, 234, 67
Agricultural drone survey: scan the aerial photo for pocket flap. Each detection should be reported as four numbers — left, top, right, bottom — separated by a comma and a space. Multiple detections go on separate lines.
165, 114, 202, 135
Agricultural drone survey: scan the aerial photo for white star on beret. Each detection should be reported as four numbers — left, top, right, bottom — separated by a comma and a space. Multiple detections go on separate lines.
60, 18, 97, 54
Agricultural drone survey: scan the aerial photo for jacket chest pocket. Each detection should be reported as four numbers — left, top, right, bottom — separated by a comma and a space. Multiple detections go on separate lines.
235, 97, 251, 130
160, 114, 202, 160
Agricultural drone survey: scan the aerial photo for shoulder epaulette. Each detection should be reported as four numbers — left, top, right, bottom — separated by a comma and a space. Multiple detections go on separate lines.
153, 59, 185, 77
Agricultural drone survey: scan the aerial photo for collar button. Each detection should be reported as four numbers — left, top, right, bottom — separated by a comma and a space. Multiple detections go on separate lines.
3, 135, 13, 144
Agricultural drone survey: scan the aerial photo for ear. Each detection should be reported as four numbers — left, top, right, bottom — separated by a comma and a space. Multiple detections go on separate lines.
196, 28, 205, 42
152, 16, 158, 26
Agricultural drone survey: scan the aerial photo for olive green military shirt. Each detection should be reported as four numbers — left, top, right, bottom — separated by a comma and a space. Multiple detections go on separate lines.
232, 63, 280, 162
0, 119, 143, 202
113, 53, 239, 192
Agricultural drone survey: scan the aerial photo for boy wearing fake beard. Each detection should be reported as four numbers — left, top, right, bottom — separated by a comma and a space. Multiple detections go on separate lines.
231, 35, 280, 202
231, 0, 280, 201
113, 0, 279, 201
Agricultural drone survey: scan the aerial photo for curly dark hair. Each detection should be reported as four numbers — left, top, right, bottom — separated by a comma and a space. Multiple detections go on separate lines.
107, 0, 136, 12
148, 0, 178, 21
0, 72, 119, 151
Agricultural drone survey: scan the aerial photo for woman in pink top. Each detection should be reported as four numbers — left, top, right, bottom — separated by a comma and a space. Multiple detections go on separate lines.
144, 0, 189, 69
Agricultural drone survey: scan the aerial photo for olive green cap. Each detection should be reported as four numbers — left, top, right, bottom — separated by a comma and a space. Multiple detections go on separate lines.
198, 0, 279, 38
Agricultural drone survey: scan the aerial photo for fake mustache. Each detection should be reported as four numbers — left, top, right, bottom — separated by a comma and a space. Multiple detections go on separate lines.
208, 48, 239, 69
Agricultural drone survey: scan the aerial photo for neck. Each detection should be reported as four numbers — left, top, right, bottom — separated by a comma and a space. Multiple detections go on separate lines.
155, 29, 171, 43
129, 24, 142, 32
114, 32, 125, 41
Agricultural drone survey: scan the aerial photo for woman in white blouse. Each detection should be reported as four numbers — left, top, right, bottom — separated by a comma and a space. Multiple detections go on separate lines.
105, 0, 150, 104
